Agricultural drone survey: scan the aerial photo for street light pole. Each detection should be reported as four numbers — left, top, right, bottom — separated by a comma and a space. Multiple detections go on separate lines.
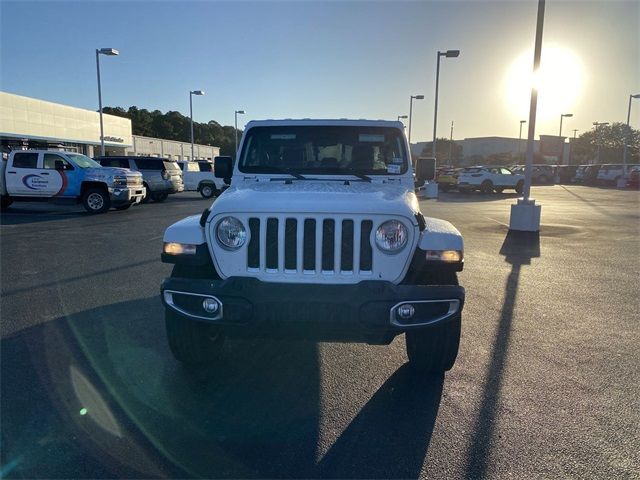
559, 113, 573, 164
569, 129, 578, 165
235, 110, 245, 158
95, 48, 119, 157
408, 94, 424, 145
189, 90, 205, 160
623, 94, 640, 165
448, 121, 454, 165
432, 49, 460, 159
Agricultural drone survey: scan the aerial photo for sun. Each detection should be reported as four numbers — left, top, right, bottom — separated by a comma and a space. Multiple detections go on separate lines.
503, 45, 585, 121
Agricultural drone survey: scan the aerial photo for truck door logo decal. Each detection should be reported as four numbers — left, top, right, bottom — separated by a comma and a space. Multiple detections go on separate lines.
22, 174, 48, 190
55, 171, 68, 196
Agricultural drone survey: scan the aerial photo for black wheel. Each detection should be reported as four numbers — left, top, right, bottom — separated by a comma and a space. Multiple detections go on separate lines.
166, 310, 225, 365
480, 180, 494, 194
494, 187, 505, 193
151, 192, 169, 202
405, 271, 461, 373
82, 188, 110, 214
165, 264, 224, 365
515, 180, 524, 194
1, 196, 13, 211
199, 183, 217, 199
114, 204, 132, 211
141, 183, 151, 203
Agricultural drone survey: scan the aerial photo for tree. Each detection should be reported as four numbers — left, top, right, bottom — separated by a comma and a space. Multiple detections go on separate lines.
102, 105, 243, 155
571, 122, 640, 164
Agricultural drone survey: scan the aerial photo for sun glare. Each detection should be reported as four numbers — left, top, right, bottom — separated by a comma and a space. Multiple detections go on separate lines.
503, 46, 585, 121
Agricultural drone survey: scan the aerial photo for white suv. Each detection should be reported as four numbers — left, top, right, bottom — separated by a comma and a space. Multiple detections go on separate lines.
176, 160, 224, 198
160, 119, 466, 374
457, 166, 524, 194
596, 164, 639, 185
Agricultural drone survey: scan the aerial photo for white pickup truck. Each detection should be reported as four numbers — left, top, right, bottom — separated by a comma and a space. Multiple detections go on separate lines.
160, 120, 465, 373
1, 150, 145, 213
176, 160, 224, 198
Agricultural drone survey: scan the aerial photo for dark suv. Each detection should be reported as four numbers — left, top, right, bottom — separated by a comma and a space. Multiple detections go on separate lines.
98, 156, 184, 202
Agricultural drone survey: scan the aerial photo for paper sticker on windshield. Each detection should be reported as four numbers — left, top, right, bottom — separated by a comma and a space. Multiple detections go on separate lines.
359, 134, 385, 143
387, 164, 401, 174
271, 134, 296, 140
391, 157, 403, 164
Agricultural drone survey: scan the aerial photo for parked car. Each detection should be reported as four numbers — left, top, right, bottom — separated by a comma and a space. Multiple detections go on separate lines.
98, 156, 184, 202
626, 166, 640, 189
437, 168, 460, 192
596, 164, 640, 186
510, 164, 555, 184
555, 165, 578, 184
457, 166, 524, 193
1, 149, 144, 213
176, 160, 224, 198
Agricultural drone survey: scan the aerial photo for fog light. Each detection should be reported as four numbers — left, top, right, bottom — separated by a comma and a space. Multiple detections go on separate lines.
202, 298, 220, 314
397, 304, 415, 320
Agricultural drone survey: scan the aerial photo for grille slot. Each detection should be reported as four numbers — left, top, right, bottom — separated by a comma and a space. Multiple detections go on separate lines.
360, 220, 373, 271
322, 219, 335, 271
248, 218, 260, 269
303, 219, 316, 271
341, 220, 354, 271
266, 218, 278, 270
284, 219, 297, 270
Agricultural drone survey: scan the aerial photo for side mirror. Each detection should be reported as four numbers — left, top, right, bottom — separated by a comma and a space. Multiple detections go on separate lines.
214, 156, 232, 179
415, 157, 436, 185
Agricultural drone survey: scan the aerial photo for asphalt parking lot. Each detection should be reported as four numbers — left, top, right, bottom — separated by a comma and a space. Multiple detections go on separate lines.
1, 186, 639, 479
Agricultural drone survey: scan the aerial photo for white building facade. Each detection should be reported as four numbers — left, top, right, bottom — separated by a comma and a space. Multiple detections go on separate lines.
0, 92, 219, 160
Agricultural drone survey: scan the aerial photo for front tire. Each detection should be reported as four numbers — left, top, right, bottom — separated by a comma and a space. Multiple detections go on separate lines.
515, 180, 524, 194
82, 188, 110, 214
199, 183, 216, 199
480, 180, 494, 194
406, 316, 461, 373
166, 310, 225, 365
405, 271, 461, 373
1, 196, 13, 211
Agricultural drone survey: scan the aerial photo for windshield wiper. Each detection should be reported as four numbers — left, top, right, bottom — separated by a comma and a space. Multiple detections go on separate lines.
344, 170, 372, 182
265, 167, 307, 180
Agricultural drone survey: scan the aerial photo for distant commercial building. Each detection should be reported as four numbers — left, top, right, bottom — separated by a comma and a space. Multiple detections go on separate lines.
0, 91, 219, 160
411, 136, 545, 164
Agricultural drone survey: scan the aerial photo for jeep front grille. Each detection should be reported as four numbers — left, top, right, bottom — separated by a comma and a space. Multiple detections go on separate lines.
246, 216, 374, 275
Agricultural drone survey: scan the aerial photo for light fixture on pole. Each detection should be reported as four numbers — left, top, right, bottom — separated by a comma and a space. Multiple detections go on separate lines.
408, 95, 424, 145
592, 121, 609, 164
189, 90, 205, 160
432, 49, 460, 159
397, 115, 408, 123
235, 110, 245, 158
518, 120, 527, 158
95, 48, 119, 157
623, 94, 640, 166
509, 0, 545, 233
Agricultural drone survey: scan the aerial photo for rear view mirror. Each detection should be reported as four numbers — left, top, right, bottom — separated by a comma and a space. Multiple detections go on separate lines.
415, 157, 436, 185
214, 156, 232, 179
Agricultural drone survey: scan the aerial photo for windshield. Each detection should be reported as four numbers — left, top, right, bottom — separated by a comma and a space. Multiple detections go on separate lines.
66, 153, 101, 169
238, 126, 408, 176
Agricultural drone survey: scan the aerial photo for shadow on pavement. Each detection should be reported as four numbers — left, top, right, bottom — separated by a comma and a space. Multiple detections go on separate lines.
1, 293, 444, 478
464, 230, 540, 478
0, 208, 85, 225
318, 366, 444, 479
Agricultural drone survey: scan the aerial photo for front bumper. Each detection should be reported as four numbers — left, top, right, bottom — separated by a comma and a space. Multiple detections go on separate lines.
161, 276, 465, 344
109, 186, 146, 205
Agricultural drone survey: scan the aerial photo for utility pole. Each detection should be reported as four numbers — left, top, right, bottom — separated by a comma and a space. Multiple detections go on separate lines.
448, 121, 454, 165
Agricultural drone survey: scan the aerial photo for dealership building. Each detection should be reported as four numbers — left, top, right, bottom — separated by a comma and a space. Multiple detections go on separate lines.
0, 91, 219, 160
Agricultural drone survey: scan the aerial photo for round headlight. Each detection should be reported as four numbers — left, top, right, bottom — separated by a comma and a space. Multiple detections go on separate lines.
375, 220, 408, 253
216, 216, 247, 250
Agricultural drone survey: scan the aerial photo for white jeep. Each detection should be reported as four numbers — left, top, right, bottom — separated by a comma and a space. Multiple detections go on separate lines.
160, 120, 465, 373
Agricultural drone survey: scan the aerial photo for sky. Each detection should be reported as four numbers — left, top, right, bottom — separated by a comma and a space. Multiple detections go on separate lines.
1, 0, 638, 143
